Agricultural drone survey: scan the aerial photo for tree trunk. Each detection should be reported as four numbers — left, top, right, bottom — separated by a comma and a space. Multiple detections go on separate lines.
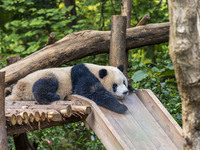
121, 0, 132, 28
1, 23, 169, 86
168, 1, 200, 150
0, 72, 8, 150
64, 0, 77, 27
121, 0, 132, 84
13, 134, 35, 150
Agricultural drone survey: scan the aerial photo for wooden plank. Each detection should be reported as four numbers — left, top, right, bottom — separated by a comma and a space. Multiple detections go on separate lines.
100, 108, 136, 149
103, 108, 158, 150
70, 95, 131, 150
124, 93, 178, 150
136, 89, 183, 150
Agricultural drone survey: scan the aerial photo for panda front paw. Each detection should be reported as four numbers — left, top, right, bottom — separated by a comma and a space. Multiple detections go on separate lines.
116, 104, 128, 114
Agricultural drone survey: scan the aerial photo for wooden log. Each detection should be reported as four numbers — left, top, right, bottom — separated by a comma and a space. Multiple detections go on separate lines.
28, 113, 35, 123
7, 115, 85, 135
6, 105, 90, 118
60, 105, 72, 117
109, 15, 128, 74
6, 114, 17, 126
48, 110, 62, 122
72, 105, 91, 115
1, 22, 170, 86
5, 101, 73, 110
6, 109, 45, 123
16, 115, 23, 125
136, 14, 151, 26
6, 56, 21, 66
20, 112, 28, 124
45, 32, 55, 46
6, 110, 34, 124
5, 100, 78, 106
33, 111, 40, 122
0, 71, 8, 150
121, 0, 132, 28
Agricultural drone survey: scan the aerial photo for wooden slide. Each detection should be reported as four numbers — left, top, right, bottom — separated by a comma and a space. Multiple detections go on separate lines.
71, 89, 183, 150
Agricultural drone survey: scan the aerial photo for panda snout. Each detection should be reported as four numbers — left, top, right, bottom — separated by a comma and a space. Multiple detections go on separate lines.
123, 90, 129, 95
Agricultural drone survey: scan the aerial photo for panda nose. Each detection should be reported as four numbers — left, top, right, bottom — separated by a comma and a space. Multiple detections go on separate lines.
123, 91, 129, 95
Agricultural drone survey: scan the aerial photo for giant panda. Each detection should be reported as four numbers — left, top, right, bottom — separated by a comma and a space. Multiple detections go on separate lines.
6, 63, 131, 113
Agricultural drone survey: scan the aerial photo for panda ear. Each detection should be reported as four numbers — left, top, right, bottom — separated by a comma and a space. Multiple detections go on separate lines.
117, 64, 124, 72
99, 69, 107, 79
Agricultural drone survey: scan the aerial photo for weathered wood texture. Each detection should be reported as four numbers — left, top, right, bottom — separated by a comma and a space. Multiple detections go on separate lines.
6, 100, 91, 135
71, 90, 182, 150
121, 0, 132, 28
136, 89, 183, 150
0, 72, 8, 150
136, 14, 151, 26
1, 22, 170, 86
45, 32, 55, 46
120, 0, 132, 82
168, 1, 200, 150
7, 116, 84, 135
109, 15, 127, 73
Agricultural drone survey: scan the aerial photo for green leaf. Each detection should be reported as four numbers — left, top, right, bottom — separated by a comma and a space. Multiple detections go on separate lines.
37, 9, 46, 14
131, 70, 148, 82
152, 67, 165, 73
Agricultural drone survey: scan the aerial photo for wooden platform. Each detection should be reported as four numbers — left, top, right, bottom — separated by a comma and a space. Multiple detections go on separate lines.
71, 89, 183, 150
6, 100, 91, 135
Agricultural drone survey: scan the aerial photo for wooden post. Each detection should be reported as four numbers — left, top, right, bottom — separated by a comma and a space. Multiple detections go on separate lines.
121, 0, 132, 28
109, 15, 127, 74
136, 14, 150, 26
0, 71, 8, 150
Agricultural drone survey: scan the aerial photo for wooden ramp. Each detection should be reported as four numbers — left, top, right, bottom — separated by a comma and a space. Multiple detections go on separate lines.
71, 89, 183, 150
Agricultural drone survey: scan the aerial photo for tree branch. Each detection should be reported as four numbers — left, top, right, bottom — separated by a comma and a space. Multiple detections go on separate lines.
1, 22, 169, 86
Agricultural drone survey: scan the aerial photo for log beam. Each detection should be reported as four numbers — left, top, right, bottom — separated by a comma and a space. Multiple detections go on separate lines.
0, 72, 8, 150
7, 115, 85, 135
1, 22, 170, 86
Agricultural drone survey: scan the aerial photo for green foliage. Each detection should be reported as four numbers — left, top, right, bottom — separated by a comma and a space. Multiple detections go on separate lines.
129, 44, 182, 126
1, 0, 182, 149
26, 122, 105, 150
0, 0, 75, 58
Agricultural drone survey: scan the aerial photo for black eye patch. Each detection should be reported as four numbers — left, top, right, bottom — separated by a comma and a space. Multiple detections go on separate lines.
99, 69, 107, 79
123, 80, 126, 86
113, 83, 118, 92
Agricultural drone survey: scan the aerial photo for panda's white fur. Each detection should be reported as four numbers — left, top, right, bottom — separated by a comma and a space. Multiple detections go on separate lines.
85, 63, 128, 99
6, 63, 130, 113
6, 67, 72, 101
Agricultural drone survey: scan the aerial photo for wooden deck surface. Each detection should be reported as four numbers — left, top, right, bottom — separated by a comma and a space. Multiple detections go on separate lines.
71, 89, 183, 150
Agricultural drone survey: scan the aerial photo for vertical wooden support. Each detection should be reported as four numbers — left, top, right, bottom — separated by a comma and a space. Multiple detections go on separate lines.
121, 0, 132, 86
0, 71, 8, 150
109, 15, 127, 75
121, 0, 132, 28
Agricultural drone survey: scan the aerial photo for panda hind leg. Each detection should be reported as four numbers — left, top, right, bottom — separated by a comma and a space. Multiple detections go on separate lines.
32, 77, 60, 104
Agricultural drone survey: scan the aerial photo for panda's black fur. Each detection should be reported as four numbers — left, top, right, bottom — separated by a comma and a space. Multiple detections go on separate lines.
71, 64, 127, 114
32, 76, 60, 104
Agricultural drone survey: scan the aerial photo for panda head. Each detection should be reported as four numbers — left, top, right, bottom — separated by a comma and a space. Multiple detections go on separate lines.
98, 65, 129, 99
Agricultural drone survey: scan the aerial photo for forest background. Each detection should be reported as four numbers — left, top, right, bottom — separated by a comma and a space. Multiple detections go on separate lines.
0, 0, 181, 149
